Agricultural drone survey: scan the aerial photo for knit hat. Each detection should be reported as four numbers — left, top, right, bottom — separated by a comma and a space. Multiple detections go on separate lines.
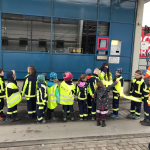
116, 68, 123, 74
42, 73, 47, 79
7, 71, 14, 82
49, 72, 57, 81
63, 72, 73, 81
85, 68, 92, 75
37, 75, 45, 83
142, 70, 147, 76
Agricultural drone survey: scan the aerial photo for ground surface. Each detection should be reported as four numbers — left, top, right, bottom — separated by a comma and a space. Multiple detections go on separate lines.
0, 99, 149, 150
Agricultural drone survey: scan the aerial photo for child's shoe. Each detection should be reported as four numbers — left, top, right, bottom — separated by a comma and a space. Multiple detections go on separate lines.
70, 112, 75, 121
14, 117, 20, 121
6, 118, 14, 122
102, 120, 106, 127
80, 118, 83, 121
110, 113, 119, 118
84, 118, 87, 121
127, 113, 135, 118
63, 118, 67, 122
97, 120, 101, 126
134, 115, 140, 119
37, 120, 46, 124
92, 117, 96, 121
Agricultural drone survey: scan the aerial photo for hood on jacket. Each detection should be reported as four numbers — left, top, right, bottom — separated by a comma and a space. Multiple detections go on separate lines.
47, 81, 56, 87
78, 81, 85, 87
7, 71, 15, 82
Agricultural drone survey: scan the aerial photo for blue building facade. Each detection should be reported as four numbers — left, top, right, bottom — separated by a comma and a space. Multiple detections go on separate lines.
0, 0, 137, 80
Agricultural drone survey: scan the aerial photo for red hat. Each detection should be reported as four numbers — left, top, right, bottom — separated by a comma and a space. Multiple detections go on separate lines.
63, 72, 73, 81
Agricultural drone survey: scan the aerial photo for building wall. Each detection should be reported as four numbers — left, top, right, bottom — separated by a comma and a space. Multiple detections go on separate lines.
0, 0, 137, 80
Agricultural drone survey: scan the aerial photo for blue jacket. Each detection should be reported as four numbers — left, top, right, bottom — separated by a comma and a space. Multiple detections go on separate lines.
37, 83, 48, 105
22, 75, 37, 98
130, 77, 148, 99
88, 74, 99, 95
76, 80, 89, 100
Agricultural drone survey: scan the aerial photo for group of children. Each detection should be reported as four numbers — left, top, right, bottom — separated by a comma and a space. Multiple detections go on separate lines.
0, 63, 150, 127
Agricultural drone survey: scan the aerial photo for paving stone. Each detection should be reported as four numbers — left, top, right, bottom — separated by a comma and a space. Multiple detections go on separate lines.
132, 145, 142, 150
97, 144, 108, 147
118, 143, 128, 146
123, 146, 131, 150
75, 145, 86, 149
112, 146, 119, 150
63, 147, 74, 150
51, 148, 62, 150
100, 147, 107, 150
106, 147, 112, 150
86, 145, 97, 148
117, 146, 123, 149
128, 141, 139, 145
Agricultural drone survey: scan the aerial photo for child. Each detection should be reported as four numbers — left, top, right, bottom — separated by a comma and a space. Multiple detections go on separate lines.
47, 72, 59, 120
89, 68, 100, 120
127, 70, 148, 119
36, 75, 48, 123
140, 70, 150, 126
76, 74, 89, 121
0, 69, 6, 120
110, 68, 123, 118
99, 63, 113, 87
95, 80, 118, 127
5, 70, 21, 122
22, 66, 37, 118
85, 68, 92, 116
60, 72, 75, 122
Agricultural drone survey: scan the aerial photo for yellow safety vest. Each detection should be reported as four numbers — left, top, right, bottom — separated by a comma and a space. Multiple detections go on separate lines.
47, 84, 58, 109
99, 72, 113, 87
59, 81, 75, 105
6, 83, 22, 108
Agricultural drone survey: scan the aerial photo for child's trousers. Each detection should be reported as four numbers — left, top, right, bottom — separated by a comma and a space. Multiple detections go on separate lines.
27, 97, 36, 117
37, 104, 45, 122
0, 98, 4, 115
112, 93, 120, 115
91, 98, 96, 118
6, 105, 17, 118
78, 99, 88, 119
143, 98, 150, 119
87, 94, 92, 115
130, 101, 142, 117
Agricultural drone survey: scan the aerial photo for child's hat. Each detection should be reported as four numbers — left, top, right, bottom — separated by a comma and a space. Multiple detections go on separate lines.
49, 72, 57, 81
37, 75, 45, 83
142, 70, 147, 76
116, 68, 123, 74
63, 72, 73, 81
85, 68, 92, 75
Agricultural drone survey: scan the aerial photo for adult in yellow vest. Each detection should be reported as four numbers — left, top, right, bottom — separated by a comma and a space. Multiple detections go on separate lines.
47, 72, 59, 120
99, 63, 113, 87
5, 71, 21, 122
60, 72, 75, 122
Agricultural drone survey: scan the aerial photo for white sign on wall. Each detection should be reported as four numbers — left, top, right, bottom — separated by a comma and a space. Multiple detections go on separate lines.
141, 41, 149, 50
109, 57, 120, 64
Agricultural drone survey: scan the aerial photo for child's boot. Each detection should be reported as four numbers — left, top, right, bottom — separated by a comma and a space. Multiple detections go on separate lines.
50, 111, 56, 121
102, 120, 106, 127
70, 112, 75, 121
46, 109, 50, 120
97, 119, 101, 126
63, 112, 67, 122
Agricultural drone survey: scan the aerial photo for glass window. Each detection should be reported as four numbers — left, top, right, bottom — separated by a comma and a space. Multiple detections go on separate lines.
52, 18, 97, 54
1, 13, 51, 52
98, 22, 110, 36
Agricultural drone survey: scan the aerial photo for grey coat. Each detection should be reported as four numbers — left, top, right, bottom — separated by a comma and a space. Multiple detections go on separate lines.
94, 82, 117, 110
